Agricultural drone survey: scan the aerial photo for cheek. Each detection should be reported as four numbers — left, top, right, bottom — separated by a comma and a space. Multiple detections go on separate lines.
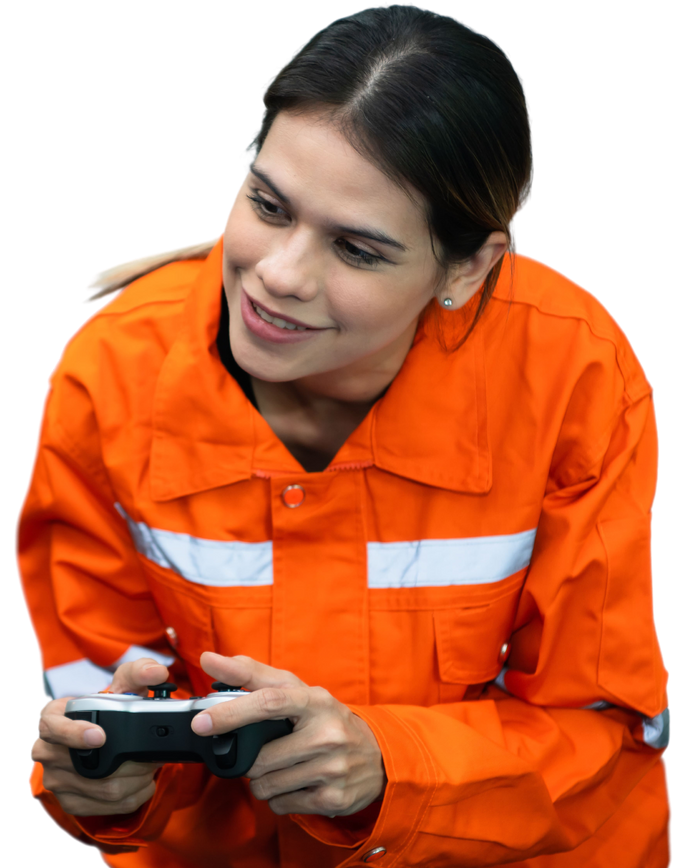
328, 272, 434, 336
222, 201, 267, 274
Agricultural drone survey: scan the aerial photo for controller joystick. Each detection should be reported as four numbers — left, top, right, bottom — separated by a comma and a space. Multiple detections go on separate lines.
149, 682, 177, 698
65, 684, 292, 780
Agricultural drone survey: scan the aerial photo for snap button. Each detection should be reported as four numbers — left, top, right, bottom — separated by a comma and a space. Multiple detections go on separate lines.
281, 484, 305, 508
362, 847, 387, 863
499, 642, 510, 663
165, 626, 179, 649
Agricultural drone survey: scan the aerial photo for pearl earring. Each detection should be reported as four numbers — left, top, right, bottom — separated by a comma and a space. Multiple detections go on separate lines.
442, 298, 453, 308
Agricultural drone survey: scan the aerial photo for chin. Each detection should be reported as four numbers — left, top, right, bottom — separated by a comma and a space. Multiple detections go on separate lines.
229, 334, 306, 383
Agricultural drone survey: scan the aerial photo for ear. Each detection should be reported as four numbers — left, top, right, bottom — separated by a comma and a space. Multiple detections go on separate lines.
436, 232, 507, 310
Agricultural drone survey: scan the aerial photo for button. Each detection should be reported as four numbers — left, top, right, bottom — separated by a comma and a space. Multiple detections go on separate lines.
165, 625, 179, 648
499, 642, 510, 663
362, 847, 387, 862
281, 484, 305, 508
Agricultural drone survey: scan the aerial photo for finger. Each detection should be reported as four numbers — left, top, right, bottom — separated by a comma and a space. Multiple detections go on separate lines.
109, 658, 169, 695
267, 784, 354, 818
191, 684, 313, 736
200, 652, 305, 693
249, 756, 337, 802
40, 700, 106, 749
31, 738, 165, 793
247, 728, 324, 778
53, 780, 157, 817
36, 745, 162, 808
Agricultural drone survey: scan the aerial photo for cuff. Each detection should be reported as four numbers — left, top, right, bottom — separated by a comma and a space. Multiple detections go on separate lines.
31, 761, 181, 848
291, 705, 437, 866
291, 798, 383, 850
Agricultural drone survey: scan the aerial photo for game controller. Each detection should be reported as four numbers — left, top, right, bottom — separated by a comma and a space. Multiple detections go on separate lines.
65, 682, 293, 779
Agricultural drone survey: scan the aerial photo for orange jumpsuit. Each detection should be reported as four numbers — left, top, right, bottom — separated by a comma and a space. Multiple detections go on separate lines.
19, 240, 669, 867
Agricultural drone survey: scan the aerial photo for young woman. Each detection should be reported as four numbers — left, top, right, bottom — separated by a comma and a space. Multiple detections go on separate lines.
19, 6, 669, 867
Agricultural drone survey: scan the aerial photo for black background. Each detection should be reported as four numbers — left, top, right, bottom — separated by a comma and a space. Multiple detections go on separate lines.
13, 3, 669, 865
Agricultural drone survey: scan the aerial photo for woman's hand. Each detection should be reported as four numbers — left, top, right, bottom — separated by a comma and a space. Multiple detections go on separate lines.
193, 651, 386, 817
32, 658, 169, 816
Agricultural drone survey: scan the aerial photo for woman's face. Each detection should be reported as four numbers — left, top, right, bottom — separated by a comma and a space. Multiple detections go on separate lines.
222, 110, 443, 388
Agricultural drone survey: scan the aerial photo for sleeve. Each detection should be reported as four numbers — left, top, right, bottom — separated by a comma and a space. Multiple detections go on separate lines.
18, 381, 200, 849
293, 386, 669, 863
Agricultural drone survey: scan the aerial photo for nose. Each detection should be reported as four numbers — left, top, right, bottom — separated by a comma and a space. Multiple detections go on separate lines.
254, 226, 320, 302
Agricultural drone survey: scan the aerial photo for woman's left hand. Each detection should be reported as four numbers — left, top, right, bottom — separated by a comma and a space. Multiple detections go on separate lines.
192, 651, 386, 817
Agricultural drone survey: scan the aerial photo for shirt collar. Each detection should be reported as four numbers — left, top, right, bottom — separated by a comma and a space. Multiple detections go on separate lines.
150, 238, 491, 501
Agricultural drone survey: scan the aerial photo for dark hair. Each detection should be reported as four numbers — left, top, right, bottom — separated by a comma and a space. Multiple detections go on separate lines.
253, 5, 532, 347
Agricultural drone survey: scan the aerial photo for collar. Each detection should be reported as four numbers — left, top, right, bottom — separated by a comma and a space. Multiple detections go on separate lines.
150, 238, 491, 501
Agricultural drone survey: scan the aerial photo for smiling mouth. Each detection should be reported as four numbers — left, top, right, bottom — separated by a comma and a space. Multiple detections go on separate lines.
251, 300, 309, 331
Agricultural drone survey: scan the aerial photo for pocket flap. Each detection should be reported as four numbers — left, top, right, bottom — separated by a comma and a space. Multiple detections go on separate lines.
434, 583, 520, 684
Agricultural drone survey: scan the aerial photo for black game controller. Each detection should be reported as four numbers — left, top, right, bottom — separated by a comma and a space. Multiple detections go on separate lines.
65, 682, 293, 779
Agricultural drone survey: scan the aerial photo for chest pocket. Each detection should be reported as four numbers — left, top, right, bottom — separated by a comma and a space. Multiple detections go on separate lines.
142, 559, 216, 669
367, 531, 534, 704
433, 574, 523, 686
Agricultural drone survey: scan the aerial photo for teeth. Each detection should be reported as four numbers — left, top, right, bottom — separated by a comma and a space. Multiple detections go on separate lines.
254, 303, 306, 330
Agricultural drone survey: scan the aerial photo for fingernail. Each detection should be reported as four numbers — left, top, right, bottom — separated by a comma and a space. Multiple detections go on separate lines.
142, 663, 159, 671
192, 713, 212, 735
83, 728, 105, 747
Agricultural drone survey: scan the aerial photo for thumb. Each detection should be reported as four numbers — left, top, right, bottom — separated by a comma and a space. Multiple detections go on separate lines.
200, 651, 306, 691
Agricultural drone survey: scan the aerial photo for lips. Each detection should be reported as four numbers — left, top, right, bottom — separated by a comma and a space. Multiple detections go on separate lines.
243, 290, 322, 331
240, 289, 326, 344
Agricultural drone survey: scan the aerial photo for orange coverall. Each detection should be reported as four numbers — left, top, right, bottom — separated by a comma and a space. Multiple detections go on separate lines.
19, 240, 669, 867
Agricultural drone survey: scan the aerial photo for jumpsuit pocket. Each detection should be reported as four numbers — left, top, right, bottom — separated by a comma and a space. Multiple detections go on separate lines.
142, 560, 216, 668
433, 572, 524, 685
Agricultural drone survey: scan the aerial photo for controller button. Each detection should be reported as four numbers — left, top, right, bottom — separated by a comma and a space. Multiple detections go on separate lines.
76, 749, 100, 771
149, 683, 178, 699
156, 726, 169, 737
212, 734, 237, 768
165, 625, 179, 648
281, 484, 305, 508
212, 682, 243, 692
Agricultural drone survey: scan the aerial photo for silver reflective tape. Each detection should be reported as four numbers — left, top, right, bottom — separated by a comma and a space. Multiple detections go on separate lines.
367, 529, 537, 589
642, 708, 670, 749
117, 504, 533, 589
116, 504, 273, 587
494, 666, 509, 692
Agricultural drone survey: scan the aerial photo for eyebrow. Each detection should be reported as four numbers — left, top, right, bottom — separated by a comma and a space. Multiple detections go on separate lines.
249, 162, 408, 253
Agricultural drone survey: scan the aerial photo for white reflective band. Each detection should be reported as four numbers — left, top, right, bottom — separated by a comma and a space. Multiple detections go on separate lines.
494, 666, 509, 692
44, 645, 175, 699
116, 504, 273, 587
495, 691, 668, 748
367, 529, 537, 589
642, 708, 670, 749
117, 505, 533, 589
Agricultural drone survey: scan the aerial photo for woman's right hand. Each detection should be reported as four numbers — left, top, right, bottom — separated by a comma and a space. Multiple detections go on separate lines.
32, 658, 169, 816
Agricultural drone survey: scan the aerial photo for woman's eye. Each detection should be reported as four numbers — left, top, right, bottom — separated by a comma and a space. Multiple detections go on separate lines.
261, 200, 283, 216
336, 238, 382, 268
247, 196, 384, 265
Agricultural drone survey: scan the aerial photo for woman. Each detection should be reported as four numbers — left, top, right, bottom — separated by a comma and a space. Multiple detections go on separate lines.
19, 6, 669, 867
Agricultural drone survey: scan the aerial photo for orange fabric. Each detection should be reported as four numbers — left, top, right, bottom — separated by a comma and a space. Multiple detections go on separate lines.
19, 241, 668, 867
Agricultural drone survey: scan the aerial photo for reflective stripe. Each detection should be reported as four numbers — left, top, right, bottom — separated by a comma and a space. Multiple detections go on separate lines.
44, 645, 175, 699
116, 504, 273, 587
119, 505, 534, 589
491, 682, 669, 748
642, 708, 670, 749
367, 529, 537, 589
494, 666, 509, 691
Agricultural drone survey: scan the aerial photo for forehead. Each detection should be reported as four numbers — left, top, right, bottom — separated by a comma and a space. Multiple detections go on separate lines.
255, 111, 428, 241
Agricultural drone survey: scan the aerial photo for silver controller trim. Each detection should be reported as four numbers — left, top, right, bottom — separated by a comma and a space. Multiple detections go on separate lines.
65, 691, 250, 714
